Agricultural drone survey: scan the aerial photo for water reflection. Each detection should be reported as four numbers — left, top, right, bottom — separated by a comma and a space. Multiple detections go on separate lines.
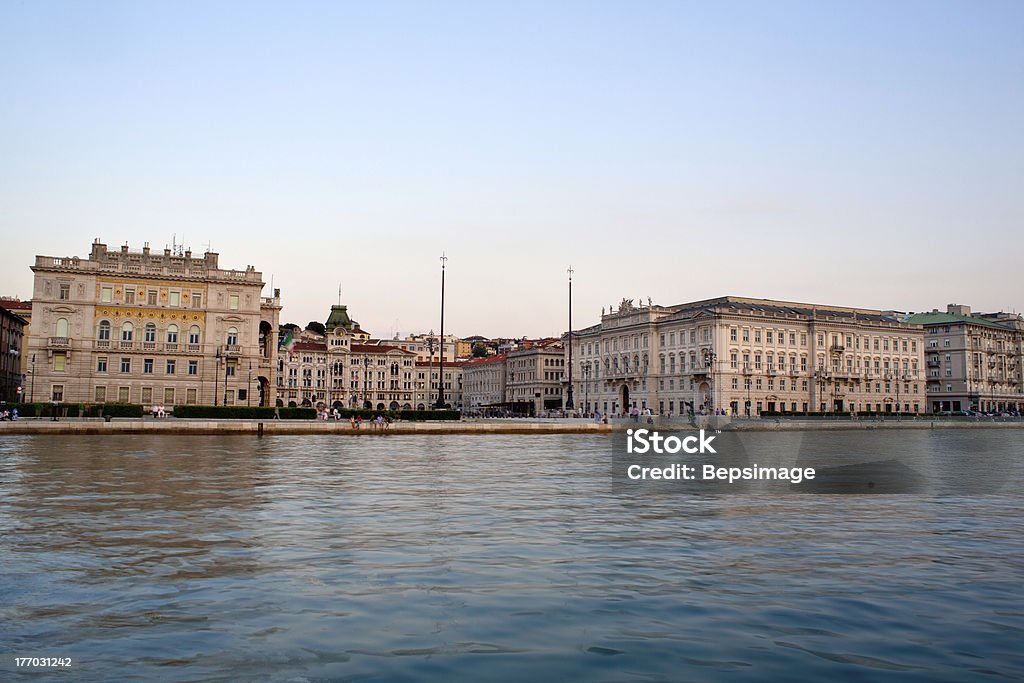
0, 432, 1022, 682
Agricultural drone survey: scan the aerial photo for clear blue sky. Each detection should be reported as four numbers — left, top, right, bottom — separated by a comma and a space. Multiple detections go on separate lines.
2, 0, 1022, 337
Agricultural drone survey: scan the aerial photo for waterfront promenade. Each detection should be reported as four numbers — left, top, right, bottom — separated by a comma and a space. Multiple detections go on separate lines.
1, 416, 1022, 435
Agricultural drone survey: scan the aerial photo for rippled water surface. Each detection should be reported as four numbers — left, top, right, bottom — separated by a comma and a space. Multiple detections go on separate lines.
1, 432, 1023, 681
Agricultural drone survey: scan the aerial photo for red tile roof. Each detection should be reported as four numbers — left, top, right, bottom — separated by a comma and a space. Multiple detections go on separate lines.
464, 354, 507, 366
0, 298, 31, 311
351, 344, 416, 355
416, 360, 467, 368
291, 341, 327, 352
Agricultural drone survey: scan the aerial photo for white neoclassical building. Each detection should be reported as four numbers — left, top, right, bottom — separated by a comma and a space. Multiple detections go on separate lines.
568, 296, 927, 417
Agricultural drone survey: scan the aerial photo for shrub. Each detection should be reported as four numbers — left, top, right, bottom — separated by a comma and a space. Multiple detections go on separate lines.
170, 405, 315, 420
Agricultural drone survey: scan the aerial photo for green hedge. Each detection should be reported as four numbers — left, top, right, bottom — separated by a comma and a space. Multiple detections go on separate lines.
171, 405, 316, 420
3, 402, 144, 418
759, 411, 931, 418
171, 406, 461, 421
332, 409, 461, 421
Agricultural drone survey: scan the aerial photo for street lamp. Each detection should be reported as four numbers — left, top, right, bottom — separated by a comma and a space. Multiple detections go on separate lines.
214, 348, 222, 406
247, 360, 252, 407
223, 351, 230, 407
745, 376, 751, 417
363, 355, 372, 410
583, 362, 590, 415
30, 353, 36, 403
702, 347, 716, 414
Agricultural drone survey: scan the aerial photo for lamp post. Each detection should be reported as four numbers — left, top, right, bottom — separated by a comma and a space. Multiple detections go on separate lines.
436, 254, 447, 409
702, 347, 716, 414
223, 351, 230, 407
30, 353, 36, 403
566, 266, 574, 412
214, 348, 221, 406
363, 355, 371, 410
583, 362, 590, 415
247, 360, 252, 407
895, 371, 901, 419
746, 376, 751, 417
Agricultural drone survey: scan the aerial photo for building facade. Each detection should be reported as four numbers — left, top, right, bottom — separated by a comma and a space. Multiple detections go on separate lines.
907, 305, 1023, 413
414, 360, 464, 410
380, 332, 459, 363
275, 305, 421, 411
26, 240, 281, 407
0, 302, 27, 403
462, 354, 507, 412
569, 296, 926, 417
1, 297, 32, 382
506, 340, 565, 415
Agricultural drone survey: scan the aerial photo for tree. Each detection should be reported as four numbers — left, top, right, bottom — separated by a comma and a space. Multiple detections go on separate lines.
472, 342, 488, 358
306, 321, 326, 337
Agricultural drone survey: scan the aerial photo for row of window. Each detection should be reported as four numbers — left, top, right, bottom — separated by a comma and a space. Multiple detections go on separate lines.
49, 384, 246, 405
99, 285, 206, 308
92, 320, 237, 345
93, 356, 206, 376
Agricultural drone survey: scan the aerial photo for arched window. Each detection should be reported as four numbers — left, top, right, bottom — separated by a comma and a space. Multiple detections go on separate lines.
97, 320, 111, 341
55, 318, 69, 337
144, 322, 156, 342
121, 322, 134, 342
166, 324, 178, 344
226, 327, 238, 345
188, 326, 201, 344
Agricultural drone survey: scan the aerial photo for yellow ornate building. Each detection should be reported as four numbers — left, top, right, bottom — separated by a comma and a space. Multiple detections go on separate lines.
26, 240, 281, 407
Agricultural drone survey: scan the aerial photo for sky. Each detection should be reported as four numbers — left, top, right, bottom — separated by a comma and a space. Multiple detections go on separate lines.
2, 0, 1022, 338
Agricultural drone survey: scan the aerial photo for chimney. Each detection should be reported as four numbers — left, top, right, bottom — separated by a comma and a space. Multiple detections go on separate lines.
947, 304, 972, 316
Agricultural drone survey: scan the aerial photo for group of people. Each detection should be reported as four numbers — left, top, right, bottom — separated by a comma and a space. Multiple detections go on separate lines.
349, 414, 391, 431
312, 407, 394, 430
0, 408, 19, 421
149, 405, 168, 418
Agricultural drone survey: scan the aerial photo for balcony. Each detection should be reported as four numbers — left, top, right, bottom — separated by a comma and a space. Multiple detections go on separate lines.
186, 343, 202, 354
223, 344, 241, 356
927, 359, 941, 368
165, 343, 178, 352
829, 344, 845, 354
47, 336, 70, 349
118, 341, 134, 350
142, 341, 158, 351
